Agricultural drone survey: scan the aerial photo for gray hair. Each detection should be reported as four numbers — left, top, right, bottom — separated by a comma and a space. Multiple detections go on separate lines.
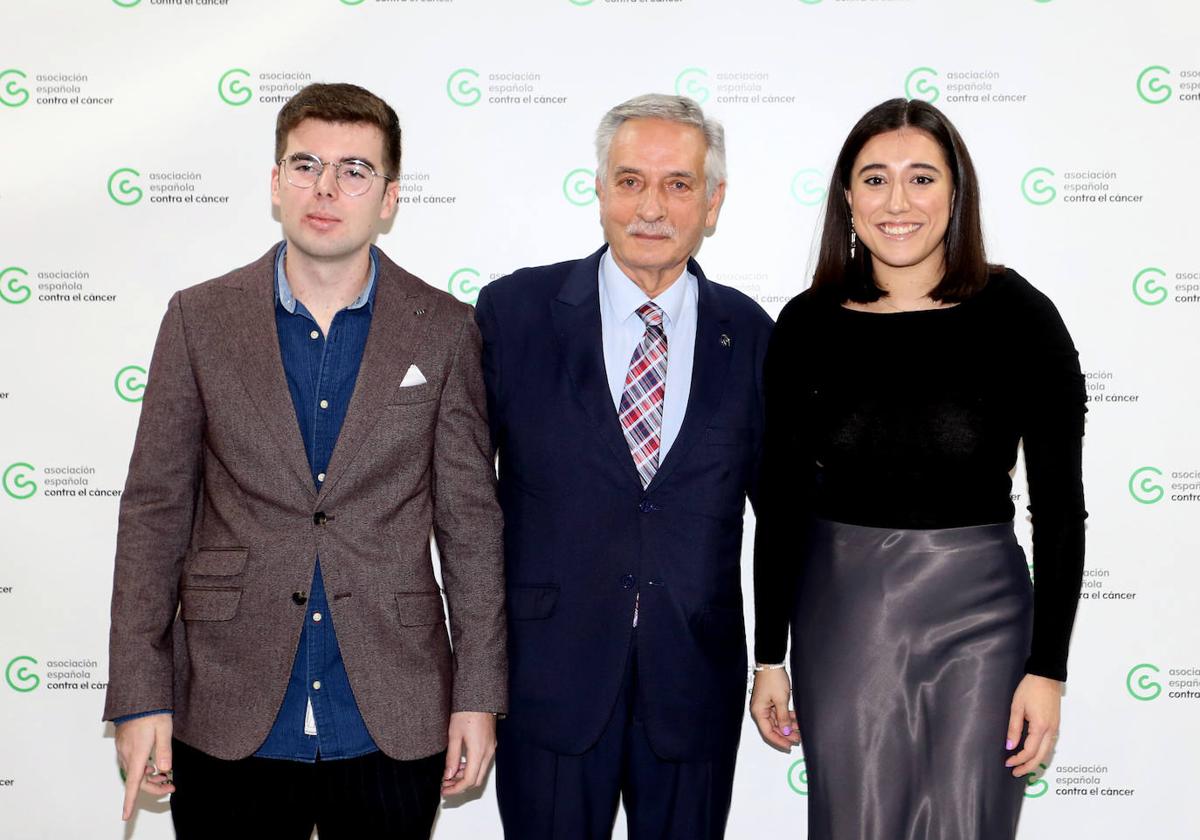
594, 93, 726, 200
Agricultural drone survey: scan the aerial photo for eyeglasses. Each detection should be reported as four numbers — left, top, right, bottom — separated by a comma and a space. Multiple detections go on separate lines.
278, 153, 394, 197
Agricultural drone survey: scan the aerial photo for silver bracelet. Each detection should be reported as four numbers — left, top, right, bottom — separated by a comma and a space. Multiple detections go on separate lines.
754, 662, 787, 672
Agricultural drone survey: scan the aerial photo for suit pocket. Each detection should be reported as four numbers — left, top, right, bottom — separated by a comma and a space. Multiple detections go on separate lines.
395, 592, 446, 626
187, 548, 248, 576
690, 605, 746, 652
386, 383, 437, 405
180, 587, 242, 621
507, 584, 559, 621
705, 427, 754, 446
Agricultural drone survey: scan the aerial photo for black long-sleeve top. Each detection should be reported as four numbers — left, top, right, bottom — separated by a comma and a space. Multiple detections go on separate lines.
753, 268, 1087, 681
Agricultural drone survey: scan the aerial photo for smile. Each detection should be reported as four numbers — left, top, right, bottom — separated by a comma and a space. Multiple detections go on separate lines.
878, 222, 922, 239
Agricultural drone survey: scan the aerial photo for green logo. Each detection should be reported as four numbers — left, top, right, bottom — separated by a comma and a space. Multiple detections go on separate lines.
674, 68, 710, 105
786, 758, 809, 795
107, 168, 143, 205
218, 68, 252, 106
1128, 466, 1164, 505
448, 268, 482, 305
799, 0, 823, 4
112, 0, 141, 7
5, 656, 39, 692
1, 266, 31, 305
2, 462, 37, 500
340, 0, 367, 4
563, 168, 596, 206
114, 365, 148, 403
446, 68, 481, 107
1136, 65, 1172, 105
790, 169, 827, 206
0, 68, 29, 108
1126, 662, 1162, 701
904, 67, 940, 103
1020, 167, 1056, 205
1024, 764, 1049, 798
1133, 267, 1168, 306
568, 0, 595, 5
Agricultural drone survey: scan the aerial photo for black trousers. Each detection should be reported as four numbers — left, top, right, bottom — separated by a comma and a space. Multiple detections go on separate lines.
170, 738, 445, 840
496, 641, 738, 840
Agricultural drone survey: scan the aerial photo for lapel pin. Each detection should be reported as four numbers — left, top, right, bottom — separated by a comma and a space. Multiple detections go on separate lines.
414, 307, 426, 316
719, 333, 732, 348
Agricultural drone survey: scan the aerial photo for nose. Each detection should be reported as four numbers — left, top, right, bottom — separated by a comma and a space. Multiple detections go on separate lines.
314, 162, 338, 198
637, 184, 667, 221
886, 179, 910, 214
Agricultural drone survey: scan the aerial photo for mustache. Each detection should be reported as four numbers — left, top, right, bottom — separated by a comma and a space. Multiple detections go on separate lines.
625, 220, 677, 238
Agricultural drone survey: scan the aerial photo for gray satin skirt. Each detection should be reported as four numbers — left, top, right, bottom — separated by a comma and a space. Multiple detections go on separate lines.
791, 519, 1033, 840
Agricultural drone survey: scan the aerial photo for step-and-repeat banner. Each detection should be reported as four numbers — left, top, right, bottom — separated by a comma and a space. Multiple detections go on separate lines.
2, 1, 1198, 837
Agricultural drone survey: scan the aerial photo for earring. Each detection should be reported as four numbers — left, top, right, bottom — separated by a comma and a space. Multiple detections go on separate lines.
849, 217, 857, 259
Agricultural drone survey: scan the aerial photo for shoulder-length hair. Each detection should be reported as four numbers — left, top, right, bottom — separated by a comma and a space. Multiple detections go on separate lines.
812, 98, 998, 303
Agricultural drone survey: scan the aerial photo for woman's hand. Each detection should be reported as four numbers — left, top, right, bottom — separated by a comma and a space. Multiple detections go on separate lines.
1005, 674, 1063, 778
750, 667, 802, 752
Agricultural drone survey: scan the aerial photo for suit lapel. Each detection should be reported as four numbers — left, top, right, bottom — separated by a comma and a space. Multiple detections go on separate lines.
226, 246, 317, 499
316, 253, 432, 506
646, 259, 732, 492
551, 247, 643, 488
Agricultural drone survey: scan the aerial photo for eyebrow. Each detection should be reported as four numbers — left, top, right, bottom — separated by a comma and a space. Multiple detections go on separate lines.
291, 152, 380, 170
612, 166, 698, 180
857, 162, 942, 176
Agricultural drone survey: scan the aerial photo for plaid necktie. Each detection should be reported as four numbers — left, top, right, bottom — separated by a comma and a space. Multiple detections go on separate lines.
618, 302, 667, 488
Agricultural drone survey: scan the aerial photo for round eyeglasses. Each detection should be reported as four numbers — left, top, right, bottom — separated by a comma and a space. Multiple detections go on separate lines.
278, 153, 394, 197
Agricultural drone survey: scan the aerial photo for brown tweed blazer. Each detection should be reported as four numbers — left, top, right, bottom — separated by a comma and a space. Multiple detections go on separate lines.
103, 245, 506, 760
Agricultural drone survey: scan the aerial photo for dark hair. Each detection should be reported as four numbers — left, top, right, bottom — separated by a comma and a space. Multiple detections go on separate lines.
812, 98, 997, 303
275, 83, 402, 178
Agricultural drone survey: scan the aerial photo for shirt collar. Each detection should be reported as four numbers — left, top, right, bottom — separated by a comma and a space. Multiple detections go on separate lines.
599, 248, 690, 328
274, 242, 379, 315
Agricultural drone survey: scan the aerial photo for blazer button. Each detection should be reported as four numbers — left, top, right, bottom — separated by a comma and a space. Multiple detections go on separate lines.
313, 511, 328, 526
292, 592, 308, 605
638, 499, 654, 513
621, 574, 636, 590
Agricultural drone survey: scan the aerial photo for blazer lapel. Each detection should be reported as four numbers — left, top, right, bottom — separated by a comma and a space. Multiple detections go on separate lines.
646, 259, 732, 492
315, 254, 432, 507
551, 247, 643, 488
226, 246, 317, 499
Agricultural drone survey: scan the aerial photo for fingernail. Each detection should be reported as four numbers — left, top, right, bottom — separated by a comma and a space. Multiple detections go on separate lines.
782, 726, 792, 736
1005, 739, 1015, 750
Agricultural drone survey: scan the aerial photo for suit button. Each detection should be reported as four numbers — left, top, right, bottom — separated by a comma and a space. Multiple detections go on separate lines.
621, 574, 636, 590
638, 500, 654, 513
313, 511, 328, 525
292, 592, 308, 605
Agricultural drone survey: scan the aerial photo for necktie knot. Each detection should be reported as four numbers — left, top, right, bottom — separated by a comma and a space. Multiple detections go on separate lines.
636, 302, 664, 330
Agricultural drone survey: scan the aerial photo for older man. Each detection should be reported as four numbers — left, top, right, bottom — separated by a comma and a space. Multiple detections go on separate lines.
476, 94, 772, 839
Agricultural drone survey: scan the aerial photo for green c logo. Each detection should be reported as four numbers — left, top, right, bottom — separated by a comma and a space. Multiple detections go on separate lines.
674, 67, 710, 105
107, 168, 143, 205
1126, 662, 1162, 701
218, 68, 252, 106
904, 67, 940, 103
2, 462, 37, 500
1021, 167, 1056, 205
112, 0, 141, 6
340, 0, 367, 4
114, 365, 148, 403
1024, 764, 1049, 798
1, 266, 31, 305
563, 168, 596, 206
1137, 65, 1172, 105
799, 0, 823, 4
568, 0, 595, 5
0, 68, 29, 108
1132, 267, 1168, 306
446, 68, 481, 107
790, 169, 827, 206
786, 758, 809, 795
1128, 466, 1164, 505
448, 268, 482, 305
5, 656, 39, 692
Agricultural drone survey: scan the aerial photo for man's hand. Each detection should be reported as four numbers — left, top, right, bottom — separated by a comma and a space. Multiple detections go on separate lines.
441, 711, 496, 796
115, 713, 175, 820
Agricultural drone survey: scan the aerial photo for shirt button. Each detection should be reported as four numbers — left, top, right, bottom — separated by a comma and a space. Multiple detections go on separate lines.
317, 472, 326, 482
319, 399, 329, 409
309, 330, 319, 340
312, 680, 321, 691
312, 612, 322, 623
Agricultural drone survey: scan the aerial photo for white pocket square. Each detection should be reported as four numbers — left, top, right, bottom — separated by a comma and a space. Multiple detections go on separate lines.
400, 365, 427, 387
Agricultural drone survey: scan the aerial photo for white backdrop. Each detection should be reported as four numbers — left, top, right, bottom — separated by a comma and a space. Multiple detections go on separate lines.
2, 1, 1199, 838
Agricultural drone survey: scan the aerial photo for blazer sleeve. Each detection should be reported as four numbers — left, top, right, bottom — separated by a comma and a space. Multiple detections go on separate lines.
431, 308, 508, 714
104, 291, 205, 721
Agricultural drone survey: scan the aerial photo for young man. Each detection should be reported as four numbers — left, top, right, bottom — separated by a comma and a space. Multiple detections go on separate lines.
477, 93, 773, 839
104, 83, 506, 839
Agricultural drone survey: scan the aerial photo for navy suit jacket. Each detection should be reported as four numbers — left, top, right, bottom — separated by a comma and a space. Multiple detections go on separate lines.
476, 246, 773, 762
